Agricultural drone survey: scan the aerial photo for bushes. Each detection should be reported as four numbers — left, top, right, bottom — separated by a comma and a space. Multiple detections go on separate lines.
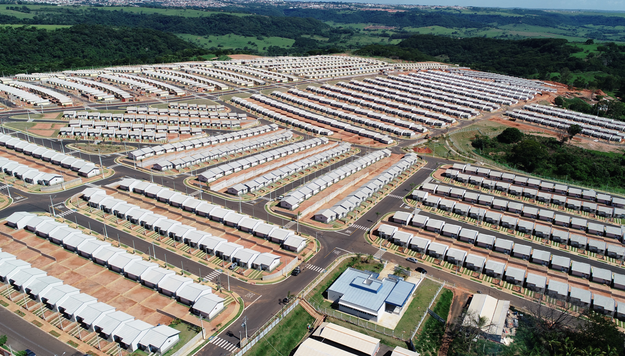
496, 128, 523, 144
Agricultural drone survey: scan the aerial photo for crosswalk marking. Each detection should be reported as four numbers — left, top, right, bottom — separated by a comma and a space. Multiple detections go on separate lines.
210, 337, 238, 352
203, 270, 221, 282
56, 209, 74, 218
387, 194, 404, 199
306, 264, 325, 273
350, 224, 369, 231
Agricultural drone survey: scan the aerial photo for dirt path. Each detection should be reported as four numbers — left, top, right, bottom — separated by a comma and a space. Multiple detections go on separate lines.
438, 287, 471, 356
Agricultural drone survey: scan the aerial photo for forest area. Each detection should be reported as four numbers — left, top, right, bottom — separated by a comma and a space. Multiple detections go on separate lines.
0, 25, 207, 74
470, 127, 625, 193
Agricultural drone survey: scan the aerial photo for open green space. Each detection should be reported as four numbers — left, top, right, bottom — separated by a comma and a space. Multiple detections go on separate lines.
245, 305, 314, 356
395, 278, 443, 334
72, 143, 128, 154
412, 289, 452, 356
4, 122, 36, 132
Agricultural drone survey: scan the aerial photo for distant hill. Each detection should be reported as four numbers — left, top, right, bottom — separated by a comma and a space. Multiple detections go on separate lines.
0, 24, 206, 74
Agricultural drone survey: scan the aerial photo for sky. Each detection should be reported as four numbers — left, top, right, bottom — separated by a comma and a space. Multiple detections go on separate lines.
295, 0, 625, 12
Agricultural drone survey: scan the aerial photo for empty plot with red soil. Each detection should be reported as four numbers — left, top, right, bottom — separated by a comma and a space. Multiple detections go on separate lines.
28, 255, 55, 270
246, 98, 389, 148
108, 295, 138, 311
2, 230, 188, 326
59, 255, 90, 270
124, 285, 156, 304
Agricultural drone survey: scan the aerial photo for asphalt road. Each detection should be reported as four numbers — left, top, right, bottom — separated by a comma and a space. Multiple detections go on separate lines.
0, 307, 80, 356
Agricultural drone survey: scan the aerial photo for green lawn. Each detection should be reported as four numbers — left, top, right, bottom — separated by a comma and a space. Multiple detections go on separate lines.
177, 33, 294, 51
4, 122, 36, 132
394, 278, 442, 334
412, 289, 453, 356
245, 305, 314, 356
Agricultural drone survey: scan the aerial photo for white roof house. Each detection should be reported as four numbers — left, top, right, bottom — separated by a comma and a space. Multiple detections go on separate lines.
115, 319, 154, 351
58, 293, 97, 321
40, 284, 80, 311
141, 268, 176, 289
75, 302, 116, 330
251, 253, 281, 271
25, 275, 63, 301
232, 249, 260, 269
94, 310, 134, 339
108, 253, 142, 274
215, 242, 243, 261
176, 284, 212, 305
158, 275, 193, 297
124, 260, 158, 281
0, 259, 31, 283
191, 293, 225, 320
8, 267, 46, 292
138, 325, 181, 354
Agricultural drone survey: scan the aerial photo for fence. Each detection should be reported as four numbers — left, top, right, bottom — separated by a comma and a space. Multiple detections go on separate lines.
410, 281, 445, 340
171, 330, 205, 356
231, 299, 300, 356
262, 257, 299, 281
40, 178, 83, 192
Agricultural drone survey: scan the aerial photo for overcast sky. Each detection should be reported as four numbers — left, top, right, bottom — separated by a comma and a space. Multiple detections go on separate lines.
297, 0, 625, 12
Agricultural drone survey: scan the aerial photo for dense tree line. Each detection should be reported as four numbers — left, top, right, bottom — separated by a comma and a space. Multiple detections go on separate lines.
470, 130, 625, 191
0, 24, 207, 74
230, 6, 625, 33
0, 8, 339, 40
356, 35, 625, 95
554, 96, 625, 121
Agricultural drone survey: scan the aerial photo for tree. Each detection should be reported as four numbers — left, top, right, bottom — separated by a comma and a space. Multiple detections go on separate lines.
497, 127, 524, 144
554, 96, 565, 106
567, 124, 583, 142
393, 265, 409, 278
447, 311, 494, 355
507, 138, 547, 172
0, 335, 6, 347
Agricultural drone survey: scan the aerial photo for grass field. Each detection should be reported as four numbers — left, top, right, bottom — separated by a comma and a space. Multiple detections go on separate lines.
178, 33, 295, 51
412, 289, 453, 356
245, 305, 314, 356
394, 278, 442, 334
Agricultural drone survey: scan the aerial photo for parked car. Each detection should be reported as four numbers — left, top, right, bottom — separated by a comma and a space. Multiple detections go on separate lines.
416, 267, 427, 274
292, 266, 301, 276
406, 257, 418, 263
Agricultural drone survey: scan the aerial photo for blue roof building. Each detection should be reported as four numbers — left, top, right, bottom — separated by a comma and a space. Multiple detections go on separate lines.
327, 268, 416, 322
